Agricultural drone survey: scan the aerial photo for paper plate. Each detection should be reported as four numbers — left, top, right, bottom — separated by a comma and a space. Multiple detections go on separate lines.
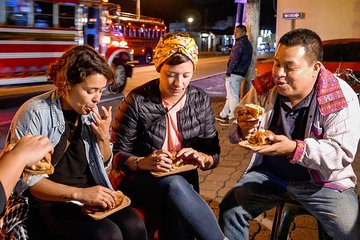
24, 165, 54, 175
151, 164, 198, 177
83, 195, 131, 220
238, 140, 270, 151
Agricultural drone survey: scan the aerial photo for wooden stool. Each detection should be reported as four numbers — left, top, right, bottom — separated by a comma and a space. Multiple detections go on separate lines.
270, 202, 332, 240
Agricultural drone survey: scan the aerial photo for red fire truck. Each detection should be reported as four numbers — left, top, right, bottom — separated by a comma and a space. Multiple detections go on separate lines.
0, 0, 133, 93
106, 11, 167, 64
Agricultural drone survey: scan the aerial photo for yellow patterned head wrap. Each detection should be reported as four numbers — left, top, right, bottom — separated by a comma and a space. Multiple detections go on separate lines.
154, 34, 199, 72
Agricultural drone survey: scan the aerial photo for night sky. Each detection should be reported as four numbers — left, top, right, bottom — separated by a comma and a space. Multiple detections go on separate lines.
112, 0, 276, 31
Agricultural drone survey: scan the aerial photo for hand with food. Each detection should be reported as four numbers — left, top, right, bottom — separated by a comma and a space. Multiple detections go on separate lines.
257, 134, 297, 156
82, 190, 124, 213
76, 185, 117, 210
134, 149, 173, 172
0, 135, 54, 203
236, 104, 264, 138
176, 148, 208, 169
1, 135, 54, 175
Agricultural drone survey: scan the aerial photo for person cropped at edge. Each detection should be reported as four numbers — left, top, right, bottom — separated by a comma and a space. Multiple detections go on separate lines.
216, 25, 253, 126
6, 45, 147, 240
110, 31, 227, 240
219, 28, 360, 240
0, 135, 53, 214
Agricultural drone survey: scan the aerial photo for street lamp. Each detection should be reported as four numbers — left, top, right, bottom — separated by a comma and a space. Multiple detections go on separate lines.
187, 17, 194, 31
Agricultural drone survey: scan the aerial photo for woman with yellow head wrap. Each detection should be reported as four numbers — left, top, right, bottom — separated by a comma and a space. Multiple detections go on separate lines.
154, 31, 199, 72
111, 31, 226, 240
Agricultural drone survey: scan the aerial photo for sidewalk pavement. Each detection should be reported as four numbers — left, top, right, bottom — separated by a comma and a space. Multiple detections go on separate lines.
195, 78, 360, 240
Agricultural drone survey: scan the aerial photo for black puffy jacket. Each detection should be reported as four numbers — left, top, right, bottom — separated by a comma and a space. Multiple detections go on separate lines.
111, 79, 220, 173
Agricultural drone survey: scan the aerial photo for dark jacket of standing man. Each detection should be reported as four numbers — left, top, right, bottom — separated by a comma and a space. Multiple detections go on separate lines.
226, 26, 253, 77
217, 25, 253, 125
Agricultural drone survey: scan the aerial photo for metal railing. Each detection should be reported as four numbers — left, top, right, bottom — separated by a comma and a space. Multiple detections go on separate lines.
334, 67, 360, 98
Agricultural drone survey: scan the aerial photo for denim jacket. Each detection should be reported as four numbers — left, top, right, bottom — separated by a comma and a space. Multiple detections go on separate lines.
6, 90, 113, 194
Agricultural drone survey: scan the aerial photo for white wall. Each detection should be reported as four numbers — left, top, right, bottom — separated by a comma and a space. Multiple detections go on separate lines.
276, 0, 360, 42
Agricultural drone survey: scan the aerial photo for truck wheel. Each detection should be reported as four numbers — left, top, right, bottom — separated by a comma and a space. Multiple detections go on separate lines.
109, 65, 127, 94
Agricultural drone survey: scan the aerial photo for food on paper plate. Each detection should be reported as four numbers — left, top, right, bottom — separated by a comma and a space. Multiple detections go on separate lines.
244, 104, 264, 120
82, 191, 131, 220
24, 152, 54, 175
150, 151, 198, 177
1, 143, 54, 175
169, 151, 185, 169
247, 129, 275, 146
83, 191, 125, 213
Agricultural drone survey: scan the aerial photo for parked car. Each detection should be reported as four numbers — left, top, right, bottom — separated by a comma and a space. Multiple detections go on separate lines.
258, 42, 271, 52
220, 44, 232, 54
255, 38, 360, 95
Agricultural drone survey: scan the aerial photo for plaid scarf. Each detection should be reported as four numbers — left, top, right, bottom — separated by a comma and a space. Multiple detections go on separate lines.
251, 67, 348, 115
0, 195, 28, 240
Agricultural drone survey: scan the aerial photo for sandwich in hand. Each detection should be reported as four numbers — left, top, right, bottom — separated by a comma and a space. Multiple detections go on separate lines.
24, 151, 54, 175
2, 143, 54, 175
244, 104, 264, 120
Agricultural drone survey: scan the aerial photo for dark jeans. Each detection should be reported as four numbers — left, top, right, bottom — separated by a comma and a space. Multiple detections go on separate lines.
219, 170, 360, 240
120, 171, 225, 240
26, 202, 147, 240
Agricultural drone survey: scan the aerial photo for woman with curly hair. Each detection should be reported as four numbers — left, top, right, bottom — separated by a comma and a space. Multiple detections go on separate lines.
7, 45, 147, 239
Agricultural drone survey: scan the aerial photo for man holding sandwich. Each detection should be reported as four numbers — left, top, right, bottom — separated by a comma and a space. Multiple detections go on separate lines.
219, 28, 360, 239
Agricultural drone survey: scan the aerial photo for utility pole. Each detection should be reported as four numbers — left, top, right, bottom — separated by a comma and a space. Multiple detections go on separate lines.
243, 0, 261, 97
136, 0, 140, 19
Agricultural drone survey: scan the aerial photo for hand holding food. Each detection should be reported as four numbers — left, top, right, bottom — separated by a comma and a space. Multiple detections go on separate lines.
82, 190, 131, 220
169, 150, 185, 169
247, 129, 275, 146
24, 152, 54, 175
83, 190, 124, 213
237, 104, 264, 138
1, 135, 54, 175
150, 149, 199, 177
244, 104, 264, 120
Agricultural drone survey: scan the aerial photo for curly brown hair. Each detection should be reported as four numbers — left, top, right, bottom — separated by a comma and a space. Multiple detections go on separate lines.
47, 45, 114, 96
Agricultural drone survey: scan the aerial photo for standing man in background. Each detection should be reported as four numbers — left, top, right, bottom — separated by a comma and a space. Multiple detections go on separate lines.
216, 25, 253, 126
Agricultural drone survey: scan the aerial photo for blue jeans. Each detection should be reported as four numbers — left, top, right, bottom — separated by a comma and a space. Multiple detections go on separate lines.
120, 172, 225, 240
220, 74, 244, 119
219, 171, 360, 240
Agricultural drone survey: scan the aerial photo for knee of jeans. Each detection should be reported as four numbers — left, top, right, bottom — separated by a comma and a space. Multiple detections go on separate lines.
219, 204, 249, 227
166, 176, 190, 193
160, 175, 194, 200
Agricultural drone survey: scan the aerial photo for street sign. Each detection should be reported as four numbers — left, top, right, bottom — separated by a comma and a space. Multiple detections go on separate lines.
283, 12, 305, 20
234, 0, 247, 3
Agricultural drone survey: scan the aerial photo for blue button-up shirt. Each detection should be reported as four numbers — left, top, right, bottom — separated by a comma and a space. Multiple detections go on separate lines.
6, 90, 113, 194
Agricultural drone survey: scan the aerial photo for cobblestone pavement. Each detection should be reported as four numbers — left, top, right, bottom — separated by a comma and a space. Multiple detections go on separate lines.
193, 75, 360, 240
